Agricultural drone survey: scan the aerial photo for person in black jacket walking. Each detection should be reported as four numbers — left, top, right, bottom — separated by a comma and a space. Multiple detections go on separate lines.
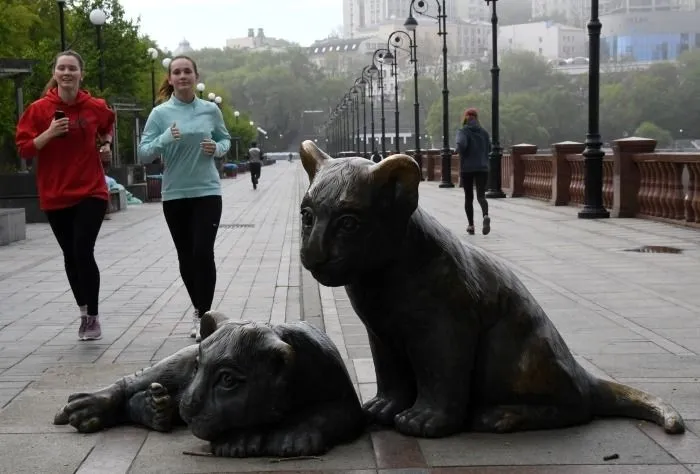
455, 108, 491, 235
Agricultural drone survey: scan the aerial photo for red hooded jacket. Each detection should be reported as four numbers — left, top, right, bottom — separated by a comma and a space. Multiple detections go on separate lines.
15, 88, 115, 211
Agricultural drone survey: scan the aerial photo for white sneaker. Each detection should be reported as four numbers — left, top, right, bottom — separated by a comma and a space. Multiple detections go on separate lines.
190, 309, 201, 342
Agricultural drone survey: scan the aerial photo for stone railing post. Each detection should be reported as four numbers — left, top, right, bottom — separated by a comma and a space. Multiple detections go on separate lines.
509, 144, 537, 197
425, 149, 439, 181
551, 141, 584, 206
611, 137, 657, 218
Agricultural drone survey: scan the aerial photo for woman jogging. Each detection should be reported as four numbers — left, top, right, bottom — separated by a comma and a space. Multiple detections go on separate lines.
138, 55, 231, 342
15, 50, 115, 341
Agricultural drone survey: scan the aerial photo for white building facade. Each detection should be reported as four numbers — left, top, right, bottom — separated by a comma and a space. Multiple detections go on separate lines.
499, 21, 587, 60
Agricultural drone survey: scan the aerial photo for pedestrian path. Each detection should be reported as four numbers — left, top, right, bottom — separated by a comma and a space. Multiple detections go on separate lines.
0, 159, 698, 473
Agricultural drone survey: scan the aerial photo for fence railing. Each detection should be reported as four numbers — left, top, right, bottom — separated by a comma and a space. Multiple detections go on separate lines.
395, 138, 700, 228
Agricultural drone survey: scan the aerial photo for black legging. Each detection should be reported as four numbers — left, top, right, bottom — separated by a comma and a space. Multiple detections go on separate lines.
162, 196, 222, 316
461, 171, 489, 226
249, 162, 261, 185
46, 197, 107, 316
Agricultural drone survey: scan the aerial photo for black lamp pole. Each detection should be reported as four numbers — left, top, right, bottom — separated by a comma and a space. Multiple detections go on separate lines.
97, 27, 105, 90
349, 95, 356, 153
578, 0, 610, 219
359, 77, 368, 158
343, 94, 355, 151
392, 48, 400, 154
485, 0, 506, 198
362, 65, 376, 157
57, 0, 66, 51
372, 49, 388, 159
335, 111, 341, 156
330, 113, 336, 156
352, 84, 361, 154
89, 10, 107, 91
150, 60, 156, 107
388, 29, 422, 177
408, 0, 453, 187
342, 105, 346, 153
341, 102, 347, 153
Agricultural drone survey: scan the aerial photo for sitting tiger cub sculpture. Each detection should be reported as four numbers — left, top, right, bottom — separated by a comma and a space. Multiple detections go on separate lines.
53, 312, 365, 457
298, 139, 685, 439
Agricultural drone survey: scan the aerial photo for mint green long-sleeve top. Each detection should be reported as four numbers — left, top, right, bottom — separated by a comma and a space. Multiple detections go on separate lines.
138, 94, 231, 201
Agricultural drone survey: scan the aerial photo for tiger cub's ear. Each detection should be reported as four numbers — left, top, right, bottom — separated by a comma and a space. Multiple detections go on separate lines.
200, 311, 231, 341
300, 140, 333, 183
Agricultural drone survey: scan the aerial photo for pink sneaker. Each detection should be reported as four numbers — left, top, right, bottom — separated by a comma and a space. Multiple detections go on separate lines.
78, 316, 87, 340
82, 316, 102, 341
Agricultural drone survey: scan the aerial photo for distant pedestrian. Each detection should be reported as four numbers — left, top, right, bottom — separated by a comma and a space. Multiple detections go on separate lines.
138, 55, 231, 342
455, 108, 491, 235
247, 141, 263, 189
15, 50, 115, 341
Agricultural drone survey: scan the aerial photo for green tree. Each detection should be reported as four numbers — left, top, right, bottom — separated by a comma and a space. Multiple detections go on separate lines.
600, 83, 640, 142
634, 121, 674, 148
0, 0, 160, 168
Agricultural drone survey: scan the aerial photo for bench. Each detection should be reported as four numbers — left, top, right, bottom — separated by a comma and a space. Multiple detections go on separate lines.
0, 208, 26, 246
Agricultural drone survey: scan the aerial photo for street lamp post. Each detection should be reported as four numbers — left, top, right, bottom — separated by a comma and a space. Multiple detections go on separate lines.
89, 9, 107, 91
147, 47, 158, 107
381, 49, 401, 154
351, 85, 361, 154
484, 0, 506, 198
207, 92, 216, 102
196, 82, 205, 98
214, 96, 222, 106
346, 94, 355, 153
371, 50, 388, 159
407, 0, 453, 187
387, 30, 422, 177
358, 76, 368, 158
578, 0, 610, 219
162, 57, 172, 70
234, 110, 240, 161
57, 0, 67, 51
361, 65, 377, 158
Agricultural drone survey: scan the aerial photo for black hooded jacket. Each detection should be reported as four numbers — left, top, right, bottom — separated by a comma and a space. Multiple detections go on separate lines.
455, 120, 491, 173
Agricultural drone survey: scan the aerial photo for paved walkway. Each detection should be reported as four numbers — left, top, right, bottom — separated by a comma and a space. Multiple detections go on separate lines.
0, 160, 699, 473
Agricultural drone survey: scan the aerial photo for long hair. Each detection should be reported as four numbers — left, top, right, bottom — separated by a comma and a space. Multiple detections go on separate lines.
156, 55, 199, 104
462, 107, 479, 126
42, 50, 85, 96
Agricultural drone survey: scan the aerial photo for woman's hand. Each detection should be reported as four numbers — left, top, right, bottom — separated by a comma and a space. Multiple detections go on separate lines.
48, 117, 69, 138
200, 138, 217, 156
99, 143, 112, 162
170, 122, 181, 140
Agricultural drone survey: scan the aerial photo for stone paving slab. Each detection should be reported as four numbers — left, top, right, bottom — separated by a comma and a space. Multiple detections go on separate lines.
0, 161, 699, 472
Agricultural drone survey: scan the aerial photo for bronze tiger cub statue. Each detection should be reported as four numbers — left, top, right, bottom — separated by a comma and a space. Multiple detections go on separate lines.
298, 140, 685, 439
53, 312, 365, 457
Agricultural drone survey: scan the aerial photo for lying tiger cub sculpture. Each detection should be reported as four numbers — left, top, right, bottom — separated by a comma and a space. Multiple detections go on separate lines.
298, 139, 685, 439
53, 312, 365, 458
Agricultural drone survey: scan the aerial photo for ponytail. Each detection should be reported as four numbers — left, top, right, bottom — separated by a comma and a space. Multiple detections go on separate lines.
157, 76, 174, 104
42, 78, 58, 96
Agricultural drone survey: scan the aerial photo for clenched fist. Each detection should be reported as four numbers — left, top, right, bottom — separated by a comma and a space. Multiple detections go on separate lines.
200, 138, 217, 156
170, 122, 181, 140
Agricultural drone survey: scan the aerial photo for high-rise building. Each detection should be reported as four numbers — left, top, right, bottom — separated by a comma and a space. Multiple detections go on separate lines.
531, 0, 595, 26
531, 0, 695, 26
456, 0, 490, 22
342, 0, 461, 38
603, 0, 696, 13
601, 0, 700, 62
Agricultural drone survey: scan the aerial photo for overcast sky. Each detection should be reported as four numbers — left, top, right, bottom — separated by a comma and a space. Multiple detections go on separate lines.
119, 0, 343, 51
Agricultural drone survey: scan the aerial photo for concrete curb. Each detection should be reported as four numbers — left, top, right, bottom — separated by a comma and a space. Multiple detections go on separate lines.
297, 168, 325, 332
